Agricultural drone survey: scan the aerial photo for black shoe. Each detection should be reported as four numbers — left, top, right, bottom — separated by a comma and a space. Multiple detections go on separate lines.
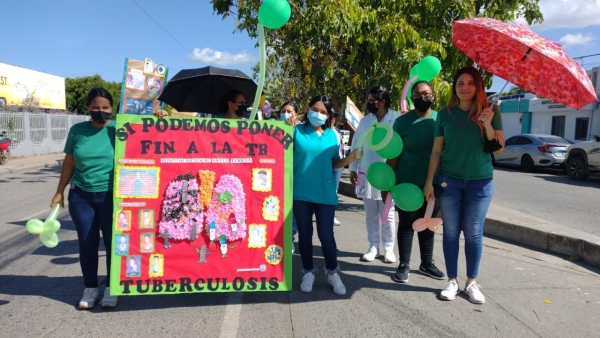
393, 263, 410, 283
419, 261, 445, 280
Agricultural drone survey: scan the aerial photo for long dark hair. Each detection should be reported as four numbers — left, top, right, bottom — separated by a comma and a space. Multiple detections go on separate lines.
85, 88, 113, 109
302, 95, 333, 129
279, 101, 299, 115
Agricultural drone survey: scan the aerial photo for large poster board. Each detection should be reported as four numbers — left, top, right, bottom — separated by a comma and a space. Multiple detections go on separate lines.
118, 58, 168, 115
110, 115, 293, 295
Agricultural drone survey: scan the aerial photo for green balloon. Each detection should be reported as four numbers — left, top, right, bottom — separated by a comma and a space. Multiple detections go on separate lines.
258, 0, 292, 29
371, 127, 387, 145
26, 219, 44, 235
409, 65, 419, 78
366, 162, 396, 191
416, 56, 441, 81
376, 132, 404, 159
391, 183, 424, 212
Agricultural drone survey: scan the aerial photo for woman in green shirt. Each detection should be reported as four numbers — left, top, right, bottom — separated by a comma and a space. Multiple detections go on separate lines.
423, 67, 504, 304
51, 88, 118, 309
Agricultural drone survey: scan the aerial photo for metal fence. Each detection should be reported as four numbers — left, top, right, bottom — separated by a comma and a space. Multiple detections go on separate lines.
0, 111, 89, 157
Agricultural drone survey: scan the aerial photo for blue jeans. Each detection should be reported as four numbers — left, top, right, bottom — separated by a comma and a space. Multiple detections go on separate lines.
68, 186, 114, 288
437, 173, 494, 279
293, 200, 338, 271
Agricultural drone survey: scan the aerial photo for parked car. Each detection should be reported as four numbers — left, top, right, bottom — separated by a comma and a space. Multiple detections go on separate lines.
565, 135, 600, 181
494, 134, 573, 172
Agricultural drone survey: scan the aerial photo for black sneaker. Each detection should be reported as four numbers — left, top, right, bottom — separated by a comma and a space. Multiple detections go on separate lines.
393, 263, 410, 283
419, 261, 446, 280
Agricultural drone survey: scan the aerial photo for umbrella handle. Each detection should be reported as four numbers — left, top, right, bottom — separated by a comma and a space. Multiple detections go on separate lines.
249, 24, 267, 121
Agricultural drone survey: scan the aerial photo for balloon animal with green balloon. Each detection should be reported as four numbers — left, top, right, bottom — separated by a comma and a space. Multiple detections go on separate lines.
26, 204, 61, 248
402, 56, 442, 113
248, 0, 292, 121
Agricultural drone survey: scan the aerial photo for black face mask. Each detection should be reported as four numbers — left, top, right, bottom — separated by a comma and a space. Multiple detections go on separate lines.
413, 96, 433, 113
366, 102, 378, 114
235, 105, 248, 117
90, 111, 113, 124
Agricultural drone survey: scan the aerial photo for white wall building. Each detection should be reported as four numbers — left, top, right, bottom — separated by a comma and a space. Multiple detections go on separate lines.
499, 66, 600, 142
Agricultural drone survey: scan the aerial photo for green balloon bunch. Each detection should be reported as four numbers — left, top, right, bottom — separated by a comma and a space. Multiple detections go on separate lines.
406, 56, 442, 107
361, 122, 424, 212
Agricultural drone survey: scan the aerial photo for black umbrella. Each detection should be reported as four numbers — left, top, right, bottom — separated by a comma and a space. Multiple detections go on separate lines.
158, 66, 257, 114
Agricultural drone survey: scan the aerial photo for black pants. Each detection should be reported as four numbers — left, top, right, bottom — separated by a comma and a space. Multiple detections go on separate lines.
396, 197, 439, 266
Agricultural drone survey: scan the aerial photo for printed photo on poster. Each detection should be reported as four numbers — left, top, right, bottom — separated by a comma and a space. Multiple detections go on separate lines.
248, 224, 267, 248
126, 255, 142, 277
116, 166, 160, 199
252, 168, 272, 192
116, 234, 130, 255
125, 97, 154, 115
140, 232, 155, 253
139, 209, 155, 229
126, 69, 145, 91
262, 196, 280, 222
116, 210, 132, 231
149, 254, 164, 277
147, 77, 163, 99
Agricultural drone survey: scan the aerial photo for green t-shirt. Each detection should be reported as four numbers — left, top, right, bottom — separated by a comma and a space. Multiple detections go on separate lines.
393, 109, 437, 187
64, 120, 116, 192
435, 106, 503, 180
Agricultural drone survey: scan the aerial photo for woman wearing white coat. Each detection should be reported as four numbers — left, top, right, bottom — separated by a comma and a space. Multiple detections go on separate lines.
349, 86, 400, 263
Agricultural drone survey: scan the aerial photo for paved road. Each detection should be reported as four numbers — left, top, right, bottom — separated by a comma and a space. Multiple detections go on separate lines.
1, 168, 600, 337
492, 166, 600, 236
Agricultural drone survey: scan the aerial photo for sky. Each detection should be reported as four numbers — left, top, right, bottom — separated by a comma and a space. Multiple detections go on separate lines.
1, 0, 599, 96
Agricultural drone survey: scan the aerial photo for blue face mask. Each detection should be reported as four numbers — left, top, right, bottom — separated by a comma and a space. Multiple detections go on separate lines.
280, 113, 291, 121
307, 110, 327, 127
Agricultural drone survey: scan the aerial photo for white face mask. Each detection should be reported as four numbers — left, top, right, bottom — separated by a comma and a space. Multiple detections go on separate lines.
280, 113, 292, 121
307, 110, 327, 126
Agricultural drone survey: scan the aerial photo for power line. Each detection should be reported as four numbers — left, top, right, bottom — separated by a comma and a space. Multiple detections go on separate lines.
130, 0, 193, 55
572, 53, 600, 60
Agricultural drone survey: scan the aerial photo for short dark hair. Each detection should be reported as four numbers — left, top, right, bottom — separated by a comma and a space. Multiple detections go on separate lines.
279, 101, 299, 114
85, 88, 113, 108
219, 90, 244, 113
411, 81, 433, 96
368, 86, 391, 109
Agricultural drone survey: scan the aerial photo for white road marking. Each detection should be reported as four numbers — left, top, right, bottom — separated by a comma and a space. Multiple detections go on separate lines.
219, 293, 244, 338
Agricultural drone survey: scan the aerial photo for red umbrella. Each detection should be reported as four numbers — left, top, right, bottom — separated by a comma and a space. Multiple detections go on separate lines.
453, 18, 598, 110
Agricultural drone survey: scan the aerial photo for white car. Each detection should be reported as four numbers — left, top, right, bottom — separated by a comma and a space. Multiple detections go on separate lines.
493, 134, 573, 172
565, 135, 600, 181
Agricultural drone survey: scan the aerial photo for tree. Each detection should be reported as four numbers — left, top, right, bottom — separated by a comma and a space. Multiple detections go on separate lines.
211, 0, 543, 112
65, 75, 122, 114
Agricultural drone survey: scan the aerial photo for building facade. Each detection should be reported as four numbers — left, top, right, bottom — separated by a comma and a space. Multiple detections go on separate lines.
499, 66, 600, 142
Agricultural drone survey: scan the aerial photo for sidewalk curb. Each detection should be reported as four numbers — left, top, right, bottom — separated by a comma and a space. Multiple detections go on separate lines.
337, 180, 600, 269
0, 159, 63, 176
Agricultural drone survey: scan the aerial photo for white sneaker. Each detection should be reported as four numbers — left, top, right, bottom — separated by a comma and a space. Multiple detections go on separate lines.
440, 281, 459, 301
300, 271, 315, 293
101, 287, 118, 308
79, 287, 99, 309
384, 250, 396, 263
327, 272, 346, 295
465, 283, 485, 304
333, 217, 341, 226
361, 247, 378, 262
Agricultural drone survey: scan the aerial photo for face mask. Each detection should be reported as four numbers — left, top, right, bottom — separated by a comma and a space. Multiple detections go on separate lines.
280, 113, 292, 121
235, 105, 248, 117
90, 111, 112, 124
413, 96, 434, 112
307, 110, 327, 127
366, 102, 378, 114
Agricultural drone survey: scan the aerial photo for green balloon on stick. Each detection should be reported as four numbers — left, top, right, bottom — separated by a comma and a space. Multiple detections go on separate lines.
258, 0, 292, 29
376, 132, 403, 159
391, 183, 424, 212
366, 162, 396, 192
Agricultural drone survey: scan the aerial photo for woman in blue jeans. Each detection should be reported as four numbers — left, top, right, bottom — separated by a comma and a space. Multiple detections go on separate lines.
51, 88, 117, 309
293, 95, 357, 295
423, 67, 504, 304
